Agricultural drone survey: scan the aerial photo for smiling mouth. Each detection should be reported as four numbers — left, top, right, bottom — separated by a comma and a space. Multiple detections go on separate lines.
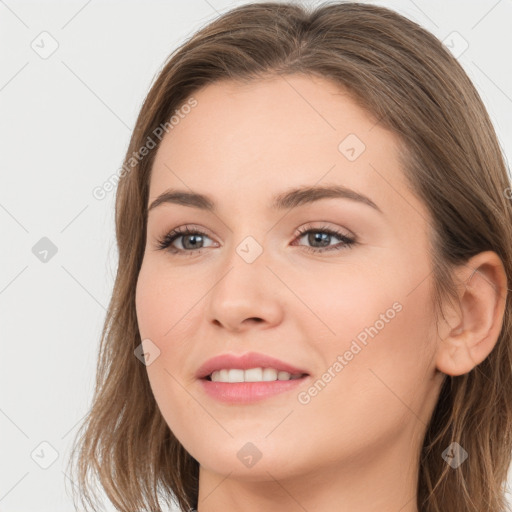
203, 367, 309, 383
198, 366, 311, 404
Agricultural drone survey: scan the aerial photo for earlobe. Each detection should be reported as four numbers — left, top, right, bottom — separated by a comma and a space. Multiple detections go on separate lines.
435, 251, 509, 377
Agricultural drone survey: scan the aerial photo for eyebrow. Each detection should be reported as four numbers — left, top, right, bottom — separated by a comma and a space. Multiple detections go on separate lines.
147, 185, 383, 214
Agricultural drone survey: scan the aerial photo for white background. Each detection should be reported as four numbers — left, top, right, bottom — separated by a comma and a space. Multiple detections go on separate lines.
1, 0, 511, 511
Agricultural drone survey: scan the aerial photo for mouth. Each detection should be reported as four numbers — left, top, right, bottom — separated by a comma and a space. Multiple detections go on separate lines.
199, 368, 311, 406
195, 351, 310, 380
202, 368, 309, 383
195, 351, 311, 403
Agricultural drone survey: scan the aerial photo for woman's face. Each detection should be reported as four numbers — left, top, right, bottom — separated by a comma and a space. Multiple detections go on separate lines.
136, 74, 445, 488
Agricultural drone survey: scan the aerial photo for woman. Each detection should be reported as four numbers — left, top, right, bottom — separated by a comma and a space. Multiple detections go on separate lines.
68, 2, 512, 511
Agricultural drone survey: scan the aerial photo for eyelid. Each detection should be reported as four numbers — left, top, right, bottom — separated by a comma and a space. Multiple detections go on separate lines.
294, 221, 355, 239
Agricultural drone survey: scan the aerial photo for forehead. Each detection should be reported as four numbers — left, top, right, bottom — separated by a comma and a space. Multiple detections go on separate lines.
149, 74, 427, 225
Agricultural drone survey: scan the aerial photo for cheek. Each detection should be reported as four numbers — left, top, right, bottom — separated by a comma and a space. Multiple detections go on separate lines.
135, 262, 206, 416
287, 259, 405, 352
305, 270, 436, 430
135, 266, 194, 436
296, 255, 436, 401
135, 261, 201, 342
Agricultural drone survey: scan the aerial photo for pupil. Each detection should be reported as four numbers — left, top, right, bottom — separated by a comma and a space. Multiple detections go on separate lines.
310, 232, 329, 247
184, 234, 202, 249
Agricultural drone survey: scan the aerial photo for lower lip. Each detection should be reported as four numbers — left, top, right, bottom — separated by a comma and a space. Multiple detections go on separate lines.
199, 377, 309, 404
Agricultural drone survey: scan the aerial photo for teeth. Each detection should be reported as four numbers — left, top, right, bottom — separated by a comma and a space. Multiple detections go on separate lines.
209, 367, 304, 383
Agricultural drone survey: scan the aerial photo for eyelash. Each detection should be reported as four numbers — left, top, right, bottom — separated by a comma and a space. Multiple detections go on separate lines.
155, 224, 356, 257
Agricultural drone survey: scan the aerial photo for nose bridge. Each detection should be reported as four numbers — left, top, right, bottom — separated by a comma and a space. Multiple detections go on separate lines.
217, 206, 274, 268
217, 232, 272, 298
206, 229, 284, 330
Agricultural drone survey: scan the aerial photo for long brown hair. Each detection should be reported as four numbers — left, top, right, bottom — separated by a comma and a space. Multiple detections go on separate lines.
67, 2, 512, 511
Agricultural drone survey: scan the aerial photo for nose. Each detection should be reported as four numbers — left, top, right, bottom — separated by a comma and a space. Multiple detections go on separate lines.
206, 251, 285, 333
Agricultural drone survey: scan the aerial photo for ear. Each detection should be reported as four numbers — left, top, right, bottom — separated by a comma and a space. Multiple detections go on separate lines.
435, 251, 509, 377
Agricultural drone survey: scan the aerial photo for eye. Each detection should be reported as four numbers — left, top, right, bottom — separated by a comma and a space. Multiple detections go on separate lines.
292, 224, 356, 253
155, 225, 216, 256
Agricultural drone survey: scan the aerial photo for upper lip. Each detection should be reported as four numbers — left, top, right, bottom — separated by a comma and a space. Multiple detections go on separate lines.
195, 351, 309, 379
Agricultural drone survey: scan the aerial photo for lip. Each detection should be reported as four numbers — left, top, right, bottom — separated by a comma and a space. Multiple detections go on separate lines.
195, 351, 309, 380
199, 378, 309, 404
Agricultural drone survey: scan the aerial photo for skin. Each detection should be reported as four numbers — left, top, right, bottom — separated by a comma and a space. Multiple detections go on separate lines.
135, 74, 508, 512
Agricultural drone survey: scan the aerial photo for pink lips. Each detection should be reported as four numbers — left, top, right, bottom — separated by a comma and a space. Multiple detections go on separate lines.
199, 378, 308, 404
195, 351, 309, 380
195, 351, 310, 404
